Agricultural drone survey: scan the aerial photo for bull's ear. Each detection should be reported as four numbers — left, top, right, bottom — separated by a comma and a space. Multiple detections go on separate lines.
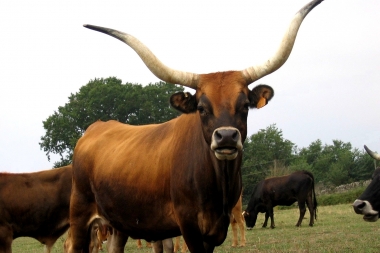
170, 92, 197, 113
249, 84, 274, 109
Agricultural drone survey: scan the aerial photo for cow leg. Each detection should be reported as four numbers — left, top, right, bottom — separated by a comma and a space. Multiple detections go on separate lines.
163, 238, 174, 253
152, 240, 164, 253
230, 220, 238, 247
296, 202, 307, 227
262, 212, 269, 228
174, 236, 181, 252
181, 228, 209, 253
106, 230, 128, 253
137, 239, 142, 249
0, 226, 13, 253
268, 208, 276, 229
306, 196, 315, 226
68, 182, 96, 253
238, 219, 246, 247
152, 239, 174, 253
181, 241, 188, 253
43, 238, 57, 253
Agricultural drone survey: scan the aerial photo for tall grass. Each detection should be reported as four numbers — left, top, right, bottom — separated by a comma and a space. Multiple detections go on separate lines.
12, 203, 380, 252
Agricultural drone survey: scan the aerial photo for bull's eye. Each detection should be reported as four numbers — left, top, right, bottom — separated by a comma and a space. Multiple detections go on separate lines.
243, 103, 250, 111
197, 105, 207, 116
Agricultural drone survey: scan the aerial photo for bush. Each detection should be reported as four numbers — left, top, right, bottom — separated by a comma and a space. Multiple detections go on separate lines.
317, 186, 367, 206
276, 186, 368, 210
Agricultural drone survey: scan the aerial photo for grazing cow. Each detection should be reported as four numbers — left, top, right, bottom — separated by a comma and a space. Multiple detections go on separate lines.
67, 1, 325, 252
353, 145, 380, 222
243, 170, 317, 229
0, 165, 72, 253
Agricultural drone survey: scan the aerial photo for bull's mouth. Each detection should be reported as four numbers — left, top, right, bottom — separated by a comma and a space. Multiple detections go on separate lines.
215, 147, 238, 155
363, 214, 379, 222
214, 147, 238, 160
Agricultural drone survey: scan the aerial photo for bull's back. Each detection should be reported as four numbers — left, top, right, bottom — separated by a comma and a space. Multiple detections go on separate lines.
264, 171, 313, 205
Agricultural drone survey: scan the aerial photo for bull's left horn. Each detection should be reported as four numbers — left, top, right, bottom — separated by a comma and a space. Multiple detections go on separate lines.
83, 24, 199, 89
242, 0, 325, 85
364, 145, 380, 161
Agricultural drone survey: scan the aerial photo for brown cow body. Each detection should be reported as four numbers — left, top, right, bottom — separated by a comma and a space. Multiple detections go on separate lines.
244, 170, 317, 229
0, 165, 72, 253
174, 194, 245, 252
67, 1, 325, 252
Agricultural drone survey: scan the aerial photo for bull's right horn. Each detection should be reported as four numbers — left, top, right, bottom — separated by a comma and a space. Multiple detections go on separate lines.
364, 145, 380, 161
83, 24, 199, 89
242, 0, 325, 85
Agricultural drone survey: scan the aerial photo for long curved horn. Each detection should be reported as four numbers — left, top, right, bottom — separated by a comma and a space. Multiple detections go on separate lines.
242, 0, 325, 85
84, 24, 199, 89
364, 145, 380, 161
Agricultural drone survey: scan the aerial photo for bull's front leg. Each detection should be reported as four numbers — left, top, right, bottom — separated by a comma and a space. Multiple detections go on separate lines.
262, 212, 269, 228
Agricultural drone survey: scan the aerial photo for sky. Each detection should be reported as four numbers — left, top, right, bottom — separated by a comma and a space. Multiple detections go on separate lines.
0, 0, 379, 173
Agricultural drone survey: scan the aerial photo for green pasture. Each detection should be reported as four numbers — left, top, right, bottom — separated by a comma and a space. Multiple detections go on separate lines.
12, 203, 380, 253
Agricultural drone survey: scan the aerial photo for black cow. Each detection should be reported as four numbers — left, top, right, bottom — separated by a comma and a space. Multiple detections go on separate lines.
353, 145, 380, 222
243, 170, 317, 229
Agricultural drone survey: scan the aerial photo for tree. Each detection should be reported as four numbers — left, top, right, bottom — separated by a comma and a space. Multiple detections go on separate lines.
241, 124, 295, 202
40, 77, 184, 167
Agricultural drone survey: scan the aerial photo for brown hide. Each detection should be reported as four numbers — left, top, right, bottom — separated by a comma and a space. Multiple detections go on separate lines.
174, 194, 245, 252
0, 165, 72, 253
69, 81, 252, 252
69, 1, 325, 252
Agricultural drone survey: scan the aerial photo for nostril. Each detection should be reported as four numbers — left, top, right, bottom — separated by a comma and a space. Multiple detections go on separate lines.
232, 130, 238, 141
357, 202, 366, 209
215, 130, 223, 141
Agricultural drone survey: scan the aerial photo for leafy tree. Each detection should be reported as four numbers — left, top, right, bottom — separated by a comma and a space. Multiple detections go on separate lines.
242, 124, 295, 202
40, 77, 184, 167
350, 147, 376, 181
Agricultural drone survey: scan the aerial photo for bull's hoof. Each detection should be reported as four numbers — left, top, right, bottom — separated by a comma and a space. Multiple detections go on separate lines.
270, 226, 275, 229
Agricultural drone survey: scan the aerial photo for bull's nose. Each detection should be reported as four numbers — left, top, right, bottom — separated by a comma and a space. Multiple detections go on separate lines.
214, 128, 239, 147
353, 199, 366, 214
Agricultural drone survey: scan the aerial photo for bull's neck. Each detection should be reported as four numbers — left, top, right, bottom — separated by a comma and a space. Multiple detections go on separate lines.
171, 113, 242, 210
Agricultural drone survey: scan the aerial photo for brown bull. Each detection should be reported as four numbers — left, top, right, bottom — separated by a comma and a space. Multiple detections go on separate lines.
67, 1, 325, 252
0, 165, 72, 253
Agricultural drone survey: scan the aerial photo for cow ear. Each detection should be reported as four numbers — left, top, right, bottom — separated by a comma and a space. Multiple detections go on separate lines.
249, 84, 274, 109
170, 92, 197, 113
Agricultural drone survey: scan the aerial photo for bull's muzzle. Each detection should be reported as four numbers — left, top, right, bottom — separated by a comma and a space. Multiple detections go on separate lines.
353, 199, 379, 222
211, 127, 242, 160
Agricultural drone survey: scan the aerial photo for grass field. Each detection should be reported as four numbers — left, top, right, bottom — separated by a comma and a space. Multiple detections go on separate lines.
12, 203, 380, 252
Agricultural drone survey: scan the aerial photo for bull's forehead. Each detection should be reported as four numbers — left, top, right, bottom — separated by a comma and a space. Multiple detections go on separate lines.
196, 71, 248, 114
